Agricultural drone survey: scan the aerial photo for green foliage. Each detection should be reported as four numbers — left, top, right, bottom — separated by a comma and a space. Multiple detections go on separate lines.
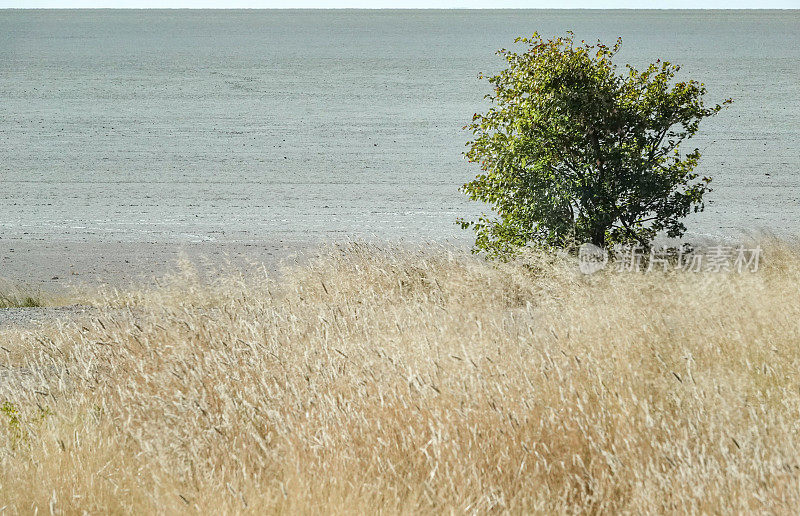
0, 292, 43, 308
2, 401, 24, 446
2, 401, 21, 428
459, 32, 731, 257
2, 401, 53, 449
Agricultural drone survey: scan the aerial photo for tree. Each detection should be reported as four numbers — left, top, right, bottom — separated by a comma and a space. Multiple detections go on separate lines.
459, 32, 731, 257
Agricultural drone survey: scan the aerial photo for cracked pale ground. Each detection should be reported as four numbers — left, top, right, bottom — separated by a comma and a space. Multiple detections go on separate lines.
1, 242, 799, 513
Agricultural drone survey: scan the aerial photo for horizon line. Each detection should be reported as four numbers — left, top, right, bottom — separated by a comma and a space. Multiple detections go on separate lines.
2, 6, 798, 9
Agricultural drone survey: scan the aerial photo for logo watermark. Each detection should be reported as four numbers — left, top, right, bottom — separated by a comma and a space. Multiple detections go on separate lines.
577, 243, 608, 274
577, 244, 762, 275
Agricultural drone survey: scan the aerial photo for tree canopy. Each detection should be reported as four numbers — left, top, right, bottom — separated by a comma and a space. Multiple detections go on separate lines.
460, 32, 731, 256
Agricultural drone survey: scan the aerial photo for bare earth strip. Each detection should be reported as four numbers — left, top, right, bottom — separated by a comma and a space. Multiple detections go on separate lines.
0, 239, 312, 289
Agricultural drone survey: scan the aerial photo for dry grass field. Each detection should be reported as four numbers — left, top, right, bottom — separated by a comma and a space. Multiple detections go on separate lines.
1, 242, 799, 513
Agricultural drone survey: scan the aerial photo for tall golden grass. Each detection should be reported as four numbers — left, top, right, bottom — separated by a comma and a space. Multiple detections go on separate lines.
1, 242, 799, 513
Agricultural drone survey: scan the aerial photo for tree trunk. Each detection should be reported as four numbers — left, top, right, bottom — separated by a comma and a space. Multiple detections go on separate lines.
590, 227, 607, 248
